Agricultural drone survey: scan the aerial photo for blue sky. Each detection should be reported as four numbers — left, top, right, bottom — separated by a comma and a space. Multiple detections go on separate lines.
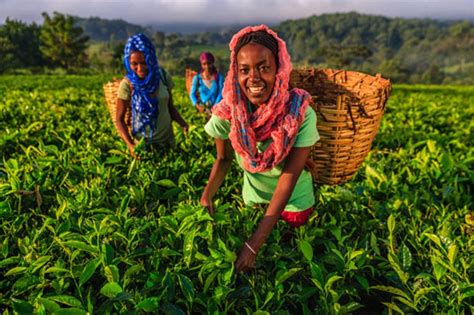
1, 0, 473, 25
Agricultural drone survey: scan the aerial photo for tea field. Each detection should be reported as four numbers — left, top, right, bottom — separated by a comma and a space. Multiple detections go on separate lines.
0, 75, 473, 314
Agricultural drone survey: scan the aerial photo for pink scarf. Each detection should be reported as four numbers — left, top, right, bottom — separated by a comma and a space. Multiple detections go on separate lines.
212, 25, 311, 173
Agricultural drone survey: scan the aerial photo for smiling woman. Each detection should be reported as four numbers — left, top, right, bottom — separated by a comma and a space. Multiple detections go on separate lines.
200, 25, 319, 272
115, 33, 188, 157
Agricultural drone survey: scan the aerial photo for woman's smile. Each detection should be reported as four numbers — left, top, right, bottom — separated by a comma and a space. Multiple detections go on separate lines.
237, 43, 277, 106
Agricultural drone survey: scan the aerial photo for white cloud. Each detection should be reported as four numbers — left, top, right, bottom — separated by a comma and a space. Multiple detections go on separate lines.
1, 0, 472, 25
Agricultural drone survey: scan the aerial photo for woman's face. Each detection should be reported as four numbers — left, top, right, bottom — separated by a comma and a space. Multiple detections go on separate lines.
200, 60, 213, 73
130, 51, 148, 79
236, 43, 277, 106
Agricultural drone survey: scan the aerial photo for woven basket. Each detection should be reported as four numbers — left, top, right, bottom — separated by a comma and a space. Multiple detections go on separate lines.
185, 68, 197, 95
103, 79, 132, 134
289, 68, 391, 185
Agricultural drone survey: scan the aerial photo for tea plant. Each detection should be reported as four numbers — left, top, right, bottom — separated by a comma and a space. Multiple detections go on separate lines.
0, 76, 472, 314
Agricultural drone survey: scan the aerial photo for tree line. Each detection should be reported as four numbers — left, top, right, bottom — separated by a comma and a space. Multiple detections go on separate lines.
0, 11, 472, 84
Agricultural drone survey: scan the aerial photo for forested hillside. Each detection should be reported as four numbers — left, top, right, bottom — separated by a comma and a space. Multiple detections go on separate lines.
276, 12, 473, 84
1, 12, 472, 84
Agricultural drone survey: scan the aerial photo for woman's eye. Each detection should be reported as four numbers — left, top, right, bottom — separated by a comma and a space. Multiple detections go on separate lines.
240, 69, 249, 74
260, 66, 269, 72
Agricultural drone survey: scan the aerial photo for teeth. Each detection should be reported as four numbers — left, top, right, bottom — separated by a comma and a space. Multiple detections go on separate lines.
249, 87, 264, 93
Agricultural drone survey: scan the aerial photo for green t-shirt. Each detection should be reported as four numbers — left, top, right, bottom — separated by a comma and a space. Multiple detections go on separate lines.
117, 71, 175, 146
205, 106, 319, 212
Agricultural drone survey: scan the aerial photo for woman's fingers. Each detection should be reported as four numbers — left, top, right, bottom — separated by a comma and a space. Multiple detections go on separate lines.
200, 197, 214, 215
128, 145, 140, 159
236, 247, 256, 272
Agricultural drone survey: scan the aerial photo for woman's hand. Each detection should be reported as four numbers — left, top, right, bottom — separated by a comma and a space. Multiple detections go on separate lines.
200, 195, 214, 215
127, 143, 140, 159
182, 122, 189, 135
235, 242, 257, 272
196, 104, 205, 113
237, 147, 313, 272
200, 138, 234, 216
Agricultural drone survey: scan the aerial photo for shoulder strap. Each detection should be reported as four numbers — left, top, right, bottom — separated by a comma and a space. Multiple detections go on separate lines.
124, 77, 133, 94
159, 67, 169, 89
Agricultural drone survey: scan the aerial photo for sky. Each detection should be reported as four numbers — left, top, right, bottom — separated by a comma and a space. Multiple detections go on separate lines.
1, 0, 473, 26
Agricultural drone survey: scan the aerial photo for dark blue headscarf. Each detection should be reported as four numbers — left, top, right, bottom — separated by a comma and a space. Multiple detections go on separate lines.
124, 33, 161, 139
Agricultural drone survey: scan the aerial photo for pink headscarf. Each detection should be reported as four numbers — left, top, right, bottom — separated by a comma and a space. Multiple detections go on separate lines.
212, 25, 311, 173
199, 51, 215, 63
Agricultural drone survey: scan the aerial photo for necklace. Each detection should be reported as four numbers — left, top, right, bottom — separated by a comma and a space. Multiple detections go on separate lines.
201, 71, 212, 80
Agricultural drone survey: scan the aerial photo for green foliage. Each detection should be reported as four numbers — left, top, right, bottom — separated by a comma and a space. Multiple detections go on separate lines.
39, 12, 90, 70
277, 12, 474, 84
2, 12, 473, 84
74, 16, 150, 41
0, 18, 44, 72
0, 75, 472, 313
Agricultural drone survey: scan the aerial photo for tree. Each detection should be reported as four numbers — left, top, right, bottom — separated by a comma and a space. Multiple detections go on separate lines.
0, 36, 16, 73
0, 18, 44, 72
40, 12, 89, 69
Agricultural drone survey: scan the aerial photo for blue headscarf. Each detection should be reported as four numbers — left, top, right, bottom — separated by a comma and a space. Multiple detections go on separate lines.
123, 33, 161, 139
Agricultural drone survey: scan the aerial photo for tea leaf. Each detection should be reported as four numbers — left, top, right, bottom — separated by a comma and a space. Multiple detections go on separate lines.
183, 229, 196, 267
44, 267, 70, 274
297, 239, 313, 262
12, 300, 34, 313
100, 282, 123, 298
136, 297, 160, 311
400, 243, 412, 270
104, 265, 120, 283
381, 302, 404, 314
387, 214, 395, 234
63, 241, 99, 254
431, 257, 447, 281
156, 179, 177, 188
423, 233, 442, 248
324, 275, 343, 291
178, 274, 194, 302
37, 298, 61, 312
5, 266, 28, 276
48, 295, 83, 307
447, 244, 458, 266
371, 285, 410, 300
414, 287, 433, 304
52, 308, 88, 315
275, 268, 302, 286
79, 258, 100, 287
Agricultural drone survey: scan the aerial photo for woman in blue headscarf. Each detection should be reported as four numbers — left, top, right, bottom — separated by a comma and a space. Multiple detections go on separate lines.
116, 33, 188, 157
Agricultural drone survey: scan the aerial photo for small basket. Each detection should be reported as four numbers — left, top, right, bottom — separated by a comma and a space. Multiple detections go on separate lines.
289, 68, 391, 185
103, 79, 132, 134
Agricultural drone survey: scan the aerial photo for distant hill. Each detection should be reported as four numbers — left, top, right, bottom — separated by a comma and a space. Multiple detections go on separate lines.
73, 16, 246, 40
2, 12, 471, 83
147, 22, 253, 34
275, 12, 473, 84
74, 16, 152, 41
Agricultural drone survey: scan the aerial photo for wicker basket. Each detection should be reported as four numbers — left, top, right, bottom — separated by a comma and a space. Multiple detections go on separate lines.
103, 79, 132, 134
185, 68, 197, 95
289, 68, 391, 185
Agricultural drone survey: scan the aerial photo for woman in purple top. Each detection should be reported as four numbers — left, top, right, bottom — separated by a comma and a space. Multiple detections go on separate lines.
189, 52, 224, 113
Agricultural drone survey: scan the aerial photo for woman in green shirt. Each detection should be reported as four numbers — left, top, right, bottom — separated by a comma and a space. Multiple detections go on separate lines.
116, 33, 188, 157
200, 25, 319, 272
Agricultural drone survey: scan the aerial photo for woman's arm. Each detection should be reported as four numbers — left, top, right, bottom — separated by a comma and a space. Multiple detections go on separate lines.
200, 138, 234, 214
116, 98, 137, 157
167, 88, 189, 133
235, 146, 312, 272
